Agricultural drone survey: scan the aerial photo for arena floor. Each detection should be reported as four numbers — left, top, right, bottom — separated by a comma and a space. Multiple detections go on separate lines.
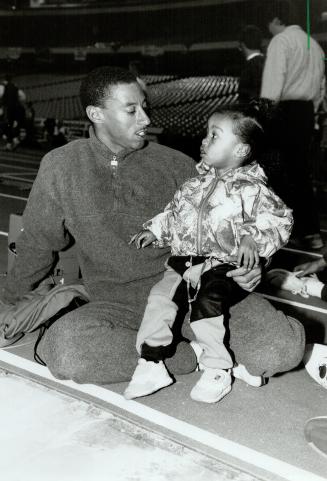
0, 146, 326, 481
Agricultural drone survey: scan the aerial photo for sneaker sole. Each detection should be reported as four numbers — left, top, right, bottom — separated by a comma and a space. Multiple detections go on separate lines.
190, 384, 232, 404
232, 372, 265, 387
124, 377, 173, 400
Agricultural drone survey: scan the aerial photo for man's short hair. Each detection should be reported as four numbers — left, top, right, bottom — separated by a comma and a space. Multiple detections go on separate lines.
265, 0, 291, 26
79, 66, 137, 110
240, 25, 263, 50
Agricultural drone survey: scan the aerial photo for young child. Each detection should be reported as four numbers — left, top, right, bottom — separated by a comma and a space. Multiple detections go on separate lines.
124, 99, 293, 403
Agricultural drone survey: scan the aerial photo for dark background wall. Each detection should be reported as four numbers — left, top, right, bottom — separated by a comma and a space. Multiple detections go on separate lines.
0, 0, 325, 76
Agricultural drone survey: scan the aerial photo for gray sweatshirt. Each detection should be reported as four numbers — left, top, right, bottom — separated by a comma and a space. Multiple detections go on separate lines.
3, 128, 196, 324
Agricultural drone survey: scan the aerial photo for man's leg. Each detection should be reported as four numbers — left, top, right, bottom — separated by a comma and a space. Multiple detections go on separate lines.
229, 293, 306, 377
279, 101, 320, 239
38, 300, 197, 385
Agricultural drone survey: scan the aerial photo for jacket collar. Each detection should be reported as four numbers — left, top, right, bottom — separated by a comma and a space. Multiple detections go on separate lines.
197, 160, 267, 186
88, 125, 138, 162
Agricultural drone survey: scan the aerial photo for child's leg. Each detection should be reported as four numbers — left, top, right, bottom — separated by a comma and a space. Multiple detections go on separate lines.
190, 264, 246, 369
189, 265, 246, 403
191, 315, 232, 369
136, 266, 183, 358
124, 267, 183, 400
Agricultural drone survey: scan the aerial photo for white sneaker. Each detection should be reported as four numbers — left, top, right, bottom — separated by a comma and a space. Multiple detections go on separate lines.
303, 344, 327, 389
124, 359, 173, 400
190, 368, 232, 403
232, 363, 265, 387
266, 268, 309, 297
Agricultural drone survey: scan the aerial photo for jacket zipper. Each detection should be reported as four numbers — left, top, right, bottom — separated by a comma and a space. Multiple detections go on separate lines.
110, 155, 118, 177
196, 174, 219, 254
110, 155, 119, 209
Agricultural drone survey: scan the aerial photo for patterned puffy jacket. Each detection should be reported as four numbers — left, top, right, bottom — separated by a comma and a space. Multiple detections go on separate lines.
144, 161, 293, 263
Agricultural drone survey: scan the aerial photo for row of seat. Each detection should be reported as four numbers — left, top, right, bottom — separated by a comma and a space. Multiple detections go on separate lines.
151, 94, 239, 137
34, 96, 84, 120
16, 74, 85, 91
148, 76, 239, 107
24, 75, 239, 137
18, 74, 178, 103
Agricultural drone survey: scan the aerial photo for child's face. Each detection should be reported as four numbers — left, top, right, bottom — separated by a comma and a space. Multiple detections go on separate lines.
200, 114, 245, 170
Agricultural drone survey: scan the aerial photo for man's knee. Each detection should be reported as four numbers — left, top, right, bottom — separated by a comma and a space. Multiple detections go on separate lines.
38, 319, 91, 384
229, 294, 306, 376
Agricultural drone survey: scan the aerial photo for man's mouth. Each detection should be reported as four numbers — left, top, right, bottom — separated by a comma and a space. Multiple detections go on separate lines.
135, 129, 147, 138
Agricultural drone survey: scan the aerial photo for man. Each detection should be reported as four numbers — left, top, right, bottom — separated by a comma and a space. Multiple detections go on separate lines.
1, 66, 304, 385
238, 25, 265, 103
261, 0, 326, 250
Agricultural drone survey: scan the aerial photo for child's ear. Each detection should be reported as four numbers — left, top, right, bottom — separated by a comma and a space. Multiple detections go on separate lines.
235, 143, 251, 159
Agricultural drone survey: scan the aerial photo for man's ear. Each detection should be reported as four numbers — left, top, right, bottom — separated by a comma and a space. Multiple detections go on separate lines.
272, 16, 282, 27
86, 105, 104, 124
235, 143, 251, 159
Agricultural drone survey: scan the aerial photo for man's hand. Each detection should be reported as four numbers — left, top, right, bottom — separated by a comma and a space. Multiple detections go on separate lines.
129, 230, 157, 249
237, 235, 259, 270
293, 258, 327, 277
226, 264, 262, 292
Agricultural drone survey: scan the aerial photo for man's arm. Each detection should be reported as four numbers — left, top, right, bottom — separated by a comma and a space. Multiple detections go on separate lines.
226, 264, 262, 292
2, 155, 70, 303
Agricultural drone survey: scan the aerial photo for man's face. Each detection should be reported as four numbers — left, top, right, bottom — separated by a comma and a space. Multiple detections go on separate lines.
95, 82, 150, 153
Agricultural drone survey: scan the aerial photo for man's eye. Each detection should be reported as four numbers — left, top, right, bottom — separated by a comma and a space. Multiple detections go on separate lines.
127, 109, 136, 114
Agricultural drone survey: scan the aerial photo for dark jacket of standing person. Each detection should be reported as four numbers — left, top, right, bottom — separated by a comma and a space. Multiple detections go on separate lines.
238, 25, 265, 103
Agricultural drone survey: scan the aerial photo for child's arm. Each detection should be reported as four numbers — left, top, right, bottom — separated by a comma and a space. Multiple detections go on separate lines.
129, 230, 157, 248
142, 189, 182, 247
237, 183, 293, 259
237, 235, 260, 269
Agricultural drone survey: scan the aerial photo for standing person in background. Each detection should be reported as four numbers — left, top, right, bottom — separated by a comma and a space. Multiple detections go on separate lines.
22, 101, 38, 148
238, 25, 265, 104
260, 0, 326, 250
0, 74, 26, 151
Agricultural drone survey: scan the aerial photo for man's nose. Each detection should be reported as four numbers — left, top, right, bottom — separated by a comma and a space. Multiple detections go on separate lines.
138, 108, 150, 125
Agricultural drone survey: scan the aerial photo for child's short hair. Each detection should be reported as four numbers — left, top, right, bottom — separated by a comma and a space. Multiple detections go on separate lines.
213, 98, 277, 163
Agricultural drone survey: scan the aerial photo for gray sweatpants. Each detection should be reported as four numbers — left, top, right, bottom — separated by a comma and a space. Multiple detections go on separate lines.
38, 293, 305, 384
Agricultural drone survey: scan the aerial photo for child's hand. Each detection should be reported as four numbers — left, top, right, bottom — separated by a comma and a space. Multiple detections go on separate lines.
129, 230, 157, 248
237, 235, 259, 270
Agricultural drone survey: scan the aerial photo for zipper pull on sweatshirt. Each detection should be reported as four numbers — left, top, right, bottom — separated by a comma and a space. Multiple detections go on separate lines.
110, 155, 118, 177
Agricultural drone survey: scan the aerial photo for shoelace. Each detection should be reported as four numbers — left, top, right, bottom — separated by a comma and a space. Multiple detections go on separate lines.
291, 276, 309, 298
